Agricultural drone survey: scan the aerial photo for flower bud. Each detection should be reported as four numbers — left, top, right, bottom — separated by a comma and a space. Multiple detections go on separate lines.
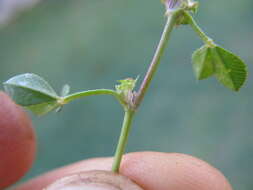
162, 0, 198, 14
163, 0, 182, 12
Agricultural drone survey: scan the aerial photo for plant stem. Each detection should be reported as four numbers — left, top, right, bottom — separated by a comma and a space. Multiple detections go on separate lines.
62, 89, 125, 106
112, 109, 135, 172
134, 12, 178, 108
184, 12, 216, 47
111, 11, 180, 173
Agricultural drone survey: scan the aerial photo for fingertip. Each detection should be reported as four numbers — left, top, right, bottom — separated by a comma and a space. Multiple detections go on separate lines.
0, 91, 36, 189
14, 157, 113, 190
15, 152, 233, 190
120, 151, 232, 190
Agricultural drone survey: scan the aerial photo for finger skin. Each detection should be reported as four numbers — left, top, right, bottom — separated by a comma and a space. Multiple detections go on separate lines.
0, 92, 36, 189
14, 152, 232, 190
14, 157, 113, 190
121, 152, 232, 190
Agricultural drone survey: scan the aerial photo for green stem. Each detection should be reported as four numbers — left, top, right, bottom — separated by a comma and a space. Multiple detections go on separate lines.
134, 12, 179, 108
63, 89, 125, 106
112, 109, 135, 172
184, 12, 216, 47
111, 11, 181, 173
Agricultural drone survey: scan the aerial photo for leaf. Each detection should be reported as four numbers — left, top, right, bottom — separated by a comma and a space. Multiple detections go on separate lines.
26, 101, 60, 116
192, 45, 247, 91
3, 73, 61, 115
213, 46, 247, 91
192, 45, 215, 80
61, 84, 70, 97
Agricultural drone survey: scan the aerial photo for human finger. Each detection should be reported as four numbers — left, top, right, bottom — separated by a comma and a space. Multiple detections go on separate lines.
15, 152, 232, 190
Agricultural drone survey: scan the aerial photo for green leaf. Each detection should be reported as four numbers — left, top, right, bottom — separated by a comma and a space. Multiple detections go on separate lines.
192, 45, 215, 80
213, 46, 247, 91
61, 84, 70, 97
3, 73, 61, 115
192, 45, 247, 91
26, 101, 60, 116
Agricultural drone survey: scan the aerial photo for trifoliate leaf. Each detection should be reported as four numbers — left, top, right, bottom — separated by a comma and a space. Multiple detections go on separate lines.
192, 45, 215, 80
192, 45, 247, 91
3, 73, 61, 115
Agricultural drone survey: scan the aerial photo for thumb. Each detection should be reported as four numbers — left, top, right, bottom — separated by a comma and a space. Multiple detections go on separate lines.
44, 170, 143, 190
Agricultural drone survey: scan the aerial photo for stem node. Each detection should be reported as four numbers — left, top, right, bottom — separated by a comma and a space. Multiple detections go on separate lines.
112, 10, 180, 173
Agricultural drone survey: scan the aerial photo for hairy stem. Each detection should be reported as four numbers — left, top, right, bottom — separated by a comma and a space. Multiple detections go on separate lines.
112, 109, 135, 172
134, 12, 178, 108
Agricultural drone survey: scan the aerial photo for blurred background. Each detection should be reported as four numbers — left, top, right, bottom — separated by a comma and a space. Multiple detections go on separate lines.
0, 0, 252, 189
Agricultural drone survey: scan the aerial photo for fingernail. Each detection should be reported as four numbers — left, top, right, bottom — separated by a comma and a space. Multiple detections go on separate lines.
45, 170, 143, 190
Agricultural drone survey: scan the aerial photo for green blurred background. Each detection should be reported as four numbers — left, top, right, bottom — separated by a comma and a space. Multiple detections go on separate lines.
0, 0, 253, 189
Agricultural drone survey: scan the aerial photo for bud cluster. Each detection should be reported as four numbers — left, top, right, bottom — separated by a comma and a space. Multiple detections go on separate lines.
162, 0, 199, 14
